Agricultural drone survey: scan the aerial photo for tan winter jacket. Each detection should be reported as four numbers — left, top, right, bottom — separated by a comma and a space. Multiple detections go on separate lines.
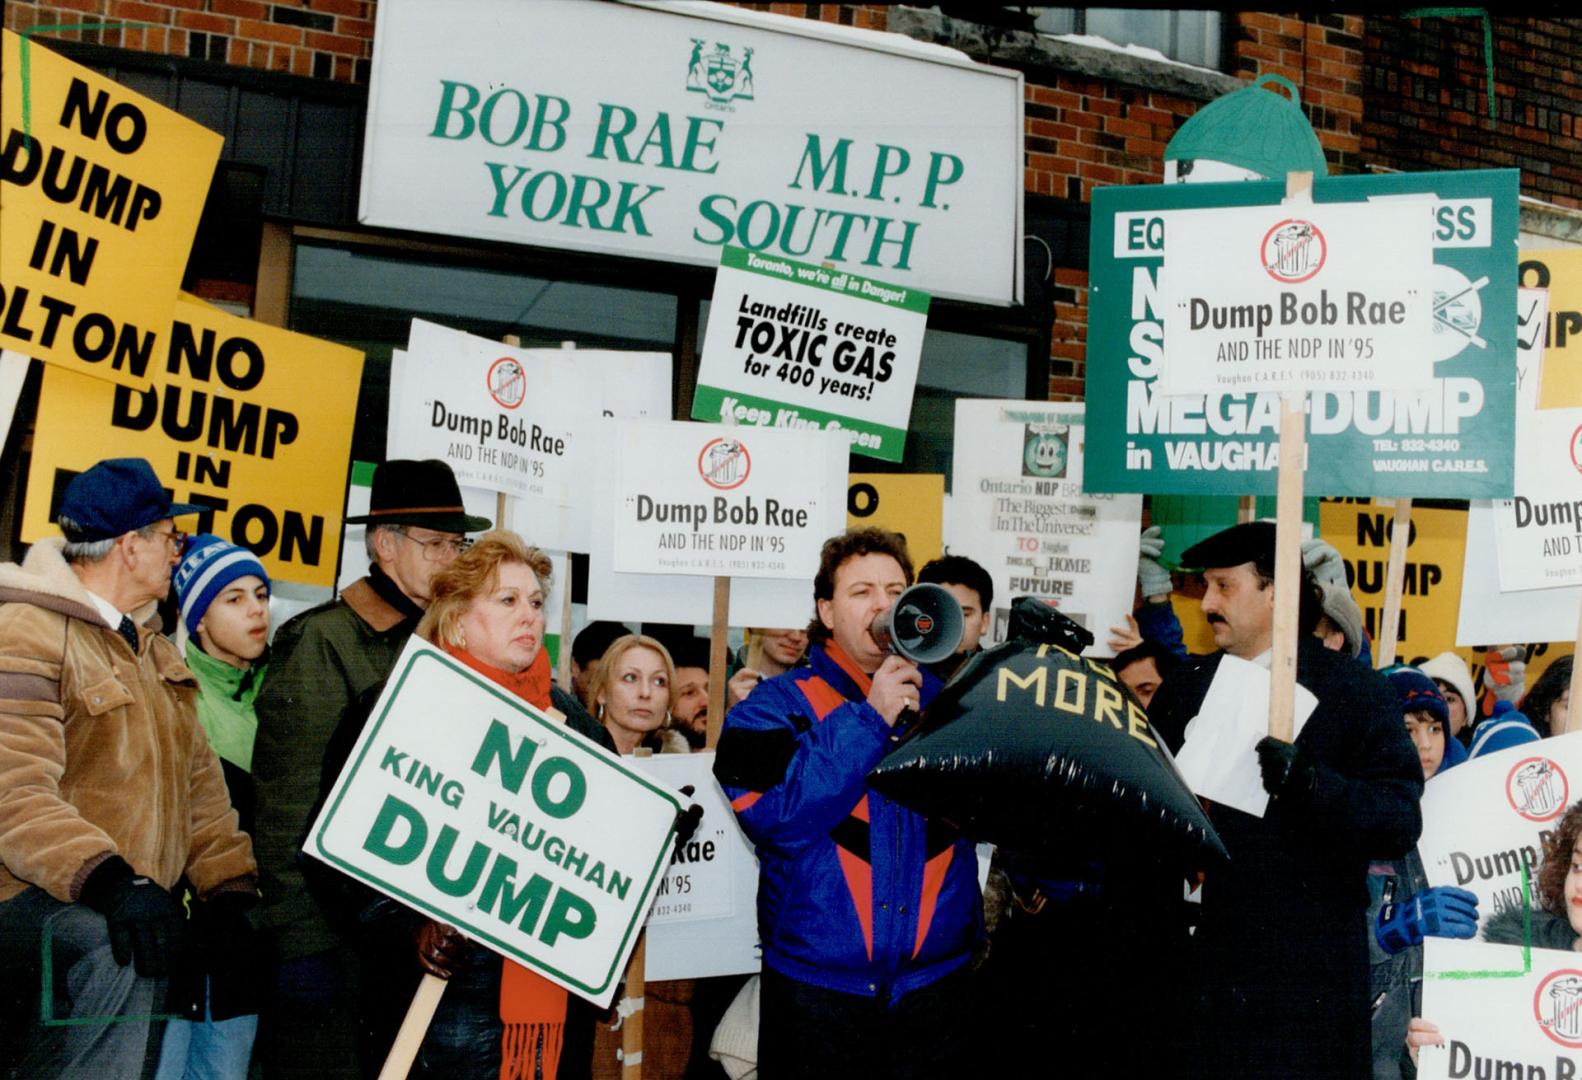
0, 538, 256, 904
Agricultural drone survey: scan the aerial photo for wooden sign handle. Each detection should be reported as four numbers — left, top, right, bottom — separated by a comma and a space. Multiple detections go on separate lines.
1375, 499, 1412, 669
620, 933, 646, 1080
1267, 390, 1306, 743
1267, 169, 1314, 744
377, 973, 448, 1080
705, 576, 731, 750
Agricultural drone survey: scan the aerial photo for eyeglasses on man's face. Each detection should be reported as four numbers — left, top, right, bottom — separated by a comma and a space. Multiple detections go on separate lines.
394, 528, 473, 562
145, 526, 188, 554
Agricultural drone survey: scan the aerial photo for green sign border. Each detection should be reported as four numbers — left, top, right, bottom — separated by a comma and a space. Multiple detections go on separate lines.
1084, 169, 1519, 497
720, 244, 931, 313
692, 383, 906, 463
311, 647, 681, 999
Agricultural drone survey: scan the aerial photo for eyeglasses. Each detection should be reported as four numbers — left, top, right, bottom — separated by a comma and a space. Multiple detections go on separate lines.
393, 528, 472, 562
146, 526, 188, 554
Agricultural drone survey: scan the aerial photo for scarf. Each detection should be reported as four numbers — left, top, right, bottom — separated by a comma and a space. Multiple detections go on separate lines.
443, 643, 566, 1080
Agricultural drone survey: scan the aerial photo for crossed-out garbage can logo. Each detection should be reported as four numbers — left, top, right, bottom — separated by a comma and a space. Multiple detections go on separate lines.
1261, 219, 1326, 284
1535, 971, 1582, 1049
1505, 756, 1568, 823
699, 437, 750, 491
1570, 423, 1582, 476
487, 357, 526, 410
686, 39, 756, 107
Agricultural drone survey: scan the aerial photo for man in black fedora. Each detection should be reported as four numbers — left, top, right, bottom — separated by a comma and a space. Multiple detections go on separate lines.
250, 459, 490, 1078
1145, 521, 1422, 1080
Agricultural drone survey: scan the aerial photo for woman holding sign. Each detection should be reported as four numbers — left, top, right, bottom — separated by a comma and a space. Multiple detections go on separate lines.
308, 532, 611, 1080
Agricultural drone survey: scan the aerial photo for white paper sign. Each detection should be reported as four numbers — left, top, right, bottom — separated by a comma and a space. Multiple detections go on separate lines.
633, 752, 761, 982
1157, 200, 1434, 395
692, 246, 928, 462
1173, 655, 1316, 818
359, 0, 1024, 306
1457, 502, 1582, 645
1492, 289, 1582, 592
1418, 731, 1582, 924
611, 420, 842, 579
306, 638, 681, 1007
1418, 939, 1582, 1080
943, 400, 1142, 657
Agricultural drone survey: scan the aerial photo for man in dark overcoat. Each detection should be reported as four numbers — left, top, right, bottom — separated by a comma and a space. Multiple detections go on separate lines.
1147, 521, 1423, 1079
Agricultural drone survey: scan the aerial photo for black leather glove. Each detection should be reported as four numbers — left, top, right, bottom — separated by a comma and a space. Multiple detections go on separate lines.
675, 785, 704, 847
79, 856, 188, 978
1255, 736, 1317, 803
193, 889, 258, 953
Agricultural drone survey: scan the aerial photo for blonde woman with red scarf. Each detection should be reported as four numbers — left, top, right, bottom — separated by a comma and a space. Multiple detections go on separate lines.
306, 532, 612, 1079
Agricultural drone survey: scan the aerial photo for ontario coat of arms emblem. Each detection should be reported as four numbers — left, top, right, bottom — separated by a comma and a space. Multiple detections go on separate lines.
687, 39, 755, 105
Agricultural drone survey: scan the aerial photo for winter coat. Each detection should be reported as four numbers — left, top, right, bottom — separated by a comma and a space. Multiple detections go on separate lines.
1483, 906, 1580, 951
1367, 850, 1429, 1080
252, 569, 421, 961
1147, 637, 1424, 1079
186, 640, 264, 835
714, 643, 982, 1002
0, 538, 255, 904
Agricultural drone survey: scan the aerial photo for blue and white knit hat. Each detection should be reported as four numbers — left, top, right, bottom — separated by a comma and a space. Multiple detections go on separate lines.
174, 534, 270, 635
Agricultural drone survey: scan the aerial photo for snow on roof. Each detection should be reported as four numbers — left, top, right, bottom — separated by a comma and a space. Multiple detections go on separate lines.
1048, 32, 1225, 78
618, 1, 979, 67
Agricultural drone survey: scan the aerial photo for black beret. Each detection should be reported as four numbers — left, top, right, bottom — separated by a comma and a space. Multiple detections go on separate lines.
1178, 521, 1277, 572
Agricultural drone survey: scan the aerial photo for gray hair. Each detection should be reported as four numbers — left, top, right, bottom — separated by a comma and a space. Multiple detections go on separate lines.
364, 524, 399, 563
59, 517, 156, 564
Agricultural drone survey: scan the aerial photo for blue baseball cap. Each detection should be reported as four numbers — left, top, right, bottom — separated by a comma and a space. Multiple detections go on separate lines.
57, 458, 204, 542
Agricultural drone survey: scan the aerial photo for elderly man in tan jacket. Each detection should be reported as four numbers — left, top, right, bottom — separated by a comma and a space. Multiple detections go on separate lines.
0, 458, 256, 1078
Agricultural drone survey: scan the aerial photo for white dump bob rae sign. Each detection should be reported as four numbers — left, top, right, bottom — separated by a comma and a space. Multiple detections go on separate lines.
306, 638, 681, 1007
359, 0, 1023, 306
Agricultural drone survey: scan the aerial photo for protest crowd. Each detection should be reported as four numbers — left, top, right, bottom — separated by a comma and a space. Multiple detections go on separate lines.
3, 6, 1582, 1080
0, 449, 1575, 1080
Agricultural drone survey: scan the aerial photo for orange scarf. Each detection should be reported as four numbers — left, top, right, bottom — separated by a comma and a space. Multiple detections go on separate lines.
443, 644, 567, 1080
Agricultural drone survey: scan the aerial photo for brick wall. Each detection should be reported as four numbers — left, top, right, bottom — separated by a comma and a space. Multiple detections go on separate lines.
1364, 15, 1582, 209
4, 0, 373, 82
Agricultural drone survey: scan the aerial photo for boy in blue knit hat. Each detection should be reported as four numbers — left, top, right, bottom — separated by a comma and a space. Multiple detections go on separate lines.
163, 534, 272, 1079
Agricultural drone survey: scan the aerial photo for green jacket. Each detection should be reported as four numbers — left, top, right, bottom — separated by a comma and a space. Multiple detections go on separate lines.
252, 572, 421, 961
185, 640, 264, 835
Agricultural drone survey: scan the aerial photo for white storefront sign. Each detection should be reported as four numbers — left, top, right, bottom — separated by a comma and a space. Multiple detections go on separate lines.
359, 0, 1023, 306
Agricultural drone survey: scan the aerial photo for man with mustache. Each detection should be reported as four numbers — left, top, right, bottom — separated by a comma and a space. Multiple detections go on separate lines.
1147, 521, 1423, 1080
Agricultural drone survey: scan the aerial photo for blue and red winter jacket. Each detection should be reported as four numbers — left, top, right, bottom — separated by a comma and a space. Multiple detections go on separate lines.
712, 642, 982, 1002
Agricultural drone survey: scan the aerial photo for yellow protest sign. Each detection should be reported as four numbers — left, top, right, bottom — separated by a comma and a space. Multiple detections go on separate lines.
0, 30, 220, 387
23, 295, 364, 587
1518, 247, 1582, 409
1319, 499, 1466, 667
847, 474, 943, 564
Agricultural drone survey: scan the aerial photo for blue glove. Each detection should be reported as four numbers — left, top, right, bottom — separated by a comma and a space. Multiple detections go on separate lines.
1375, 886, 1480, 955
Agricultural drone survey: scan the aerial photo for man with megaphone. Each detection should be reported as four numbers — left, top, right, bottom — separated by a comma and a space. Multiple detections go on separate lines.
713, 527, 981, 1078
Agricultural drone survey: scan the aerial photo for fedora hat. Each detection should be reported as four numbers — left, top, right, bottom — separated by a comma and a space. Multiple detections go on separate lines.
343, 459, 492, 533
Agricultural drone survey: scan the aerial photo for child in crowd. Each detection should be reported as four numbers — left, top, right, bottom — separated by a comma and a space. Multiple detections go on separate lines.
159, 536, 272, 1080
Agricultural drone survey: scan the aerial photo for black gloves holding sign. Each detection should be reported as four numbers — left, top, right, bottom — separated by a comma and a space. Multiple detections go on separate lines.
80, 856, 188, 978
1254, 736, 1317, 805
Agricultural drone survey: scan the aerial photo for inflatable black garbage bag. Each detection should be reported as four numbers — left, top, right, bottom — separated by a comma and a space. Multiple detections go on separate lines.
867, 597, 1227, 870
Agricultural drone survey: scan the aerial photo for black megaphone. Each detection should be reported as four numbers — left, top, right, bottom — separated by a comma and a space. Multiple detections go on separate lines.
870, 583, 964, 665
